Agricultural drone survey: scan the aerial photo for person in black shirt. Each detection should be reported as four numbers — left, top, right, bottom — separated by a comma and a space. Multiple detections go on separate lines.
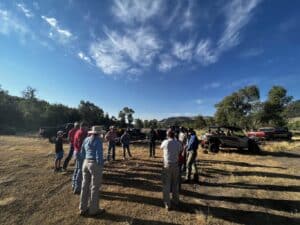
148, 128, 157, 158
54, 131, 64, 172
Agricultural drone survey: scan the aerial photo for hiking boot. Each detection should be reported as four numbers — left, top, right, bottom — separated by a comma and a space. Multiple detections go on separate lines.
89, 209, 106, 217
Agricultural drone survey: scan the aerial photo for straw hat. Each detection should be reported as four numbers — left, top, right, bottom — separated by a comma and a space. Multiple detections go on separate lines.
88, 126, 101, 134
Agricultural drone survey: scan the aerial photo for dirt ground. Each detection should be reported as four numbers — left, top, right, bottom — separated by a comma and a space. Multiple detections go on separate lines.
0, 136, 300, 225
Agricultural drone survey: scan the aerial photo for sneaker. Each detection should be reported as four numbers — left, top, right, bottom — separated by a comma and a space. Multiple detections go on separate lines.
164, 205, 171, 211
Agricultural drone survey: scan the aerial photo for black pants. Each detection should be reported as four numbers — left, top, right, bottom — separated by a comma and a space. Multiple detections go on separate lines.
123, 145, 132, 158
63, 144, 74, 169
149, 141, 155, 157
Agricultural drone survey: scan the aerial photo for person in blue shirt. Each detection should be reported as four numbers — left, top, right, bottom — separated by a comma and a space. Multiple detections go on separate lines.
185, 129, 199, 183
79, 126, 105, 217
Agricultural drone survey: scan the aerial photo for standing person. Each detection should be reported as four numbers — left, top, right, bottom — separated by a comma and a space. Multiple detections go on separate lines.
105, 126, 117, 161
63, 122, 79, 171
120, 129, 132, 159
54, 131, 64, 172
79, 126, 105, 216
160, 129, 182, 211
178, 127, 187, 172
185, 129, 199, 183
72, 122, 88, 194
148, 127, 157, 158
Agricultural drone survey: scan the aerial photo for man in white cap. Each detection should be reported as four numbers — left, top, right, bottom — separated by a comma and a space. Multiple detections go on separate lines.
79, 126, 105, 216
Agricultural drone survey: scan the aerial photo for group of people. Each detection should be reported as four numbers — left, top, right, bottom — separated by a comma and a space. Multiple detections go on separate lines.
53, 122, 199, 216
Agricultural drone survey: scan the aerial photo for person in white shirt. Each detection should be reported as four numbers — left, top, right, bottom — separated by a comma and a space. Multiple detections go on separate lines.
160, 129, 182, 211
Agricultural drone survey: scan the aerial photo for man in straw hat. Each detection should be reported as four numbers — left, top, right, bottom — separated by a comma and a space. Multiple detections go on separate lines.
79, 126, 105, 216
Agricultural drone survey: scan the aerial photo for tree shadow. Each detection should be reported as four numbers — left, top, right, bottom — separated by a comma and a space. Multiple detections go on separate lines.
260, 151, 300, 158
100, 191, 299, 225
181, 189, 300, 213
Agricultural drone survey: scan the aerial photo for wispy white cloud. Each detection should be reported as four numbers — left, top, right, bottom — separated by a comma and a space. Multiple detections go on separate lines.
111, 0, 163, 24
78, 51, 91, 63
0, 8, 30, 39
195, 39, 218, 65
41, 15, 73, 44
180, 0, 194, 30
89, 26, 161, 75
158, 54, 178, 72
203, 82, 221, 90
240, 48, 264, 58
195, 99, 204, 105
16, 3, 34, 18
172, 40, 195, 61
218, 0, 262, 52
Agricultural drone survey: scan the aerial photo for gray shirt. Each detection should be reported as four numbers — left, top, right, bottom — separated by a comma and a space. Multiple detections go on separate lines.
160, 138, 182, 167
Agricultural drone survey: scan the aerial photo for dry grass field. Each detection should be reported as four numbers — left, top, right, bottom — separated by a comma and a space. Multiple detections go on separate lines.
0, 135, 300, 225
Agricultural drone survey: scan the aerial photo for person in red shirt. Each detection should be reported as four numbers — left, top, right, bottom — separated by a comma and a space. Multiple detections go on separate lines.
72, 122, 88, 194
62, 122, 79, 171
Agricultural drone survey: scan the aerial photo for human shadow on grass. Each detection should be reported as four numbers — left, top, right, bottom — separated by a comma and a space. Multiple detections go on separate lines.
181, 189, 300, 213
100, 191, 299, 225
88, 211, 179, 225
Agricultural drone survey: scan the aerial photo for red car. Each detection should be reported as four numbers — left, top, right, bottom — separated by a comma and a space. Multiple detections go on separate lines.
247, 127, 292, 141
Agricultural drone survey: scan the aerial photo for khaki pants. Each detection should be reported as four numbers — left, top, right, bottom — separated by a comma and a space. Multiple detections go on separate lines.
162, 164, 179, 207
186, 151, 198, 180
79, 160, 103, 214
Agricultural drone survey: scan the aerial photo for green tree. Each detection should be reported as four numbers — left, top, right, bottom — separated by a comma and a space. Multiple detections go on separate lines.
78, 101, 104, 125
260, 86, 292, 126
134, 118, 144, 128
215, 85, 260, 128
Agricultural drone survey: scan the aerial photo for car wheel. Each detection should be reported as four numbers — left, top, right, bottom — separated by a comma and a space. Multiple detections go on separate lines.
209, 143, 219, 153
248, 140, 260, 153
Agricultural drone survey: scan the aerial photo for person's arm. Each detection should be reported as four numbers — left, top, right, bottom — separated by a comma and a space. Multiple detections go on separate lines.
160, 140, 166, 149
81, 139, 86, 160
96, 139, 103, 166
120, 134, 124, 144
187, 135, 195, 151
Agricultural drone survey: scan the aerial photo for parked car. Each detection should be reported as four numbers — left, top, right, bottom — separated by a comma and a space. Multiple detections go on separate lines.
247, 127, 292, 141
201, 126, 260, 153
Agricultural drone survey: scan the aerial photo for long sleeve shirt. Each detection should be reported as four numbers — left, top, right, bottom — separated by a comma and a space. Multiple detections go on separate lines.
74, 128, 88, 152
105, 130, 117, 142
81, 136, 104, 166
187, 134, 196, 151
68, 128, 78, 146
120, 133, 130, 146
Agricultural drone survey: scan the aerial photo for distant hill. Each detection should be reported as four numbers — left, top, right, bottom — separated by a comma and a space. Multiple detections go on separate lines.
159, 116, 194, 126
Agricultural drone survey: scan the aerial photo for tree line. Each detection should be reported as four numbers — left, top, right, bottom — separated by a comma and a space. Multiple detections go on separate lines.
0, 84, 299, 134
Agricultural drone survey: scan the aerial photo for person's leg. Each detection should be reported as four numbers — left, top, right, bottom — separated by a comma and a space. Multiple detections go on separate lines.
112, 143, 116, 160
79, 161, 91, 213
54, 159, 58, 171
63, 144, 74, 169
127, 145, 132, 157
185, 151, 192, 180
74, 156, 83, 193
107, 142, 111, 161
89, 162, 102, 215
152, 142, 156, 157
72, 159, 78, 189
162, 167, 171, 208
123, 145, 126, 159
149, 142, 153, 157
171, 166, 179, 205
191, 152, 199, 181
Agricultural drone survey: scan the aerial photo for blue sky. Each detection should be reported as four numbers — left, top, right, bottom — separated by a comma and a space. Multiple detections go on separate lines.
0, 0, 299, 120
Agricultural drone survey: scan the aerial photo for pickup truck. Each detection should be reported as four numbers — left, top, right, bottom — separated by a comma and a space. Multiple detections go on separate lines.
247, 127, 292, 141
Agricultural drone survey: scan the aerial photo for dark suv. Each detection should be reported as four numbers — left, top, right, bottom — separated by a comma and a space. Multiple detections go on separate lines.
201, 126, 260, 153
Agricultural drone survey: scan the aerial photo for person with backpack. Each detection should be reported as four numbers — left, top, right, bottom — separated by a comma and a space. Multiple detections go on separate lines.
185, 129, 199, 183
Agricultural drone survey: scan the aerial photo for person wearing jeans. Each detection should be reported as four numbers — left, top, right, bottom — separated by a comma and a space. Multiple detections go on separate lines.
79, 126, 105, 216
120, 130, 132, 159
72, 122, 88, 194
63, 122, 79, 170
160, 129, 182, 211
185, 129, 199, 182
105, 126, 117, 161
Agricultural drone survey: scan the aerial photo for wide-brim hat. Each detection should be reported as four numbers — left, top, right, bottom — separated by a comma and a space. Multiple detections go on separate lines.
88, 126, 101, 134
